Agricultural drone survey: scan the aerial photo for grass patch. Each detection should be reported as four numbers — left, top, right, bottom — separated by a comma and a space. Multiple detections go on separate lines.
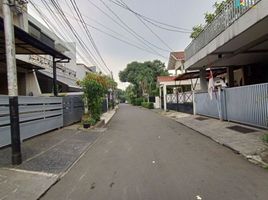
264, 165, 268, 170
262, 133, 268, 143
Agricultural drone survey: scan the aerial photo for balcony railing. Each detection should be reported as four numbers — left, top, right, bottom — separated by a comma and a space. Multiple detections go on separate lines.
185, 0, 261, 60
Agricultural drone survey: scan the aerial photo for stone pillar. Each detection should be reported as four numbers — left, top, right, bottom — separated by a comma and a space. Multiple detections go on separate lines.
199, 68, 208, 92
227, 66, 234, 87
163, 84, 167, 111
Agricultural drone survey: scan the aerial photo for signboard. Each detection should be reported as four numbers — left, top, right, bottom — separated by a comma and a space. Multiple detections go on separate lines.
29, 55, 52, 69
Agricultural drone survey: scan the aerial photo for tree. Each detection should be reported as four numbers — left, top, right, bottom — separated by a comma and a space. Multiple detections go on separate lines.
116, 89, 126, 103
80, 73, 116, 121
125, 84, 136, 103
119, 60, 168, 97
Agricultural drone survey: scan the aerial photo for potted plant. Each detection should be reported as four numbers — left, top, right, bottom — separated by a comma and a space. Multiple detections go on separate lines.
82, 117, 96, 129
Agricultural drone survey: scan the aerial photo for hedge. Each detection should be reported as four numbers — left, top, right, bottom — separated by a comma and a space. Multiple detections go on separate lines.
141, 102, 154, 109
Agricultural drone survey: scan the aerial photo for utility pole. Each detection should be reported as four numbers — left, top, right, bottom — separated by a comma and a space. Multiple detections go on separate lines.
111, 71, 115, 109
3, 0, 22, 165
52, 57, 58, 96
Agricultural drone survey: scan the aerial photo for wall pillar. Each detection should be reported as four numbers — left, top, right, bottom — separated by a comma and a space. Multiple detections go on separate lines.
227, 66, 234, 87
52, 57, 58, 96
159, 85, 162, 109
163, 84, 167, 111
199, 68, 207, 92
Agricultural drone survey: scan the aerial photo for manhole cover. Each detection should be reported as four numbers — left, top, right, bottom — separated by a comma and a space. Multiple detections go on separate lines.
195, 117, 209, 121
227, 125, 256, 134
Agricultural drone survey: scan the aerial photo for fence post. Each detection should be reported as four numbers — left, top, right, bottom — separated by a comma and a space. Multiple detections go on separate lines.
218, 88, 223, 121
3, 0, 22, 165
193, 91, 196, 116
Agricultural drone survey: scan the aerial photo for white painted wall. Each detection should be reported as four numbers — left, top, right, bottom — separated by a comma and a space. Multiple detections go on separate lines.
76, 64, 92, 81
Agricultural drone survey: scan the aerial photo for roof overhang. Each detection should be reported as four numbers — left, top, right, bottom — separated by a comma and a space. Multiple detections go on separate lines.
167, 52, 185, 70
174, 68, 226, 81
184, 9, 268, 70
0, 17, 69, 61
37, 70, 81, 90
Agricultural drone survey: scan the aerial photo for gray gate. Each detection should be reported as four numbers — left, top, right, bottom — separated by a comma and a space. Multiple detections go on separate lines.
63, 95, 84, 126
225, 83, 268, 128
0, 96, 63, 147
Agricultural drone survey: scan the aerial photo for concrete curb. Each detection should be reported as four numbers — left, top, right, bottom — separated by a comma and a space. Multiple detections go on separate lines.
104, 107, 118, 127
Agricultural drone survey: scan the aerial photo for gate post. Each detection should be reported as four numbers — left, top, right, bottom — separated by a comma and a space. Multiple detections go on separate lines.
193, 91, 196, 116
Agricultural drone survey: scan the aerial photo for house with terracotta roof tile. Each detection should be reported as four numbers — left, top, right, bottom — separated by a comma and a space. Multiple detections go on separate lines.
167, 51, 185, 75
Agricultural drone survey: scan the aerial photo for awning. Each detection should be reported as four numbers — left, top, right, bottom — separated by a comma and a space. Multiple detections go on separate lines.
174, 68, 226, 81
37, 70, 81, 90
16, 59, 44, 70
0, 17, 69, 60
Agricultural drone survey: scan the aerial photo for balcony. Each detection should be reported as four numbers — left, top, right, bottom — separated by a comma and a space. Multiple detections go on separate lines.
184, 0, 268, 70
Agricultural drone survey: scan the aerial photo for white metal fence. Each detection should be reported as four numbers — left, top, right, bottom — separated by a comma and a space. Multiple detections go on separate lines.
185, 0, 261, 60
166, 92, 193, 104
194, 83, 268, 128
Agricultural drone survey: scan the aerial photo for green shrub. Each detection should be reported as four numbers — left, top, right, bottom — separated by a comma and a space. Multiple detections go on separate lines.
132, 98, 145, 106
148, 102, 154, 109
136, 98, 144, 106
141, 102, 154, 109
141, 102, 146, 107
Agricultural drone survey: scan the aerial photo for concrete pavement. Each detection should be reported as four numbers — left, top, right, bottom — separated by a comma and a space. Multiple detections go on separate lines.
41, 104, 268, 200
156, 110, 268, 167
0, 109, 117, 200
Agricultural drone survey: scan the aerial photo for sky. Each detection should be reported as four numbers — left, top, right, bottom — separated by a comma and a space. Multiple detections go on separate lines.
29, 0, 216, 89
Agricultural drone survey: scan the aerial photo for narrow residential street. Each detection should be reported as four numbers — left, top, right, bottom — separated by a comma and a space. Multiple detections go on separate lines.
41, 104, 268, 200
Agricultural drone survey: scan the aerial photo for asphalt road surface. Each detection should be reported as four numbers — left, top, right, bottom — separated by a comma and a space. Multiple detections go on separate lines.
41, 104, 268, 200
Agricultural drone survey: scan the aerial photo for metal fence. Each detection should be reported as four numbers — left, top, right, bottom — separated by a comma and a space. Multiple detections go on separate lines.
194, 91, 227, 120
194, 83, 268, 128
0, 96, 63, 147
225, 83, 268, 128
166, 92, 193, 104
63, 95, 84, 126
166, 92, 193, 114
185, 0, 261, 60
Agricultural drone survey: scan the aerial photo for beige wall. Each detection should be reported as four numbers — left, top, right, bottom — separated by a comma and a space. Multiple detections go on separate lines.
234, 68, 245, 87
25, 71, 41, 96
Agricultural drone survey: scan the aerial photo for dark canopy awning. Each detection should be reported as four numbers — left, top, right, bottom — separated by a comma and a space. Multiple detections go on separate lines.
174, 68, 226, 81
0, 17, 69, 60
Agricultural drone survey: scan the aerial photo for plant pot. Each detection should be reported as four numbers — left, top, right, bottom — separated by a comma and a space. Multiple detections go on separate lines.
83, 123, 90, 129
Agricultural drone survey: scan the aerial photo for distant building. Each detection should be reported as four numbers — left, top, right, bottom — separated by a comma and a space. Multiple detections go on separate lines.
76, 63, 96, 81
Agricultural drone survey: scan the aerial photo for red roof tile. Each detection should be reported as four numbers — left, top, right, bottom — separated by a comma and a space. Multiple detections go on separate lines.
167, 51, 185, 70
171, 51, 185, 60
157, 76, 176, 83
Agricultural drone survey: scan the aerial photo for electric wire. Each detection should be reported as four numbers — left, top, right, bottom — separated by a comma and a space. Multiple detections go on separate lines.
30, 1, 168, 58
49, 0, 110, 74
